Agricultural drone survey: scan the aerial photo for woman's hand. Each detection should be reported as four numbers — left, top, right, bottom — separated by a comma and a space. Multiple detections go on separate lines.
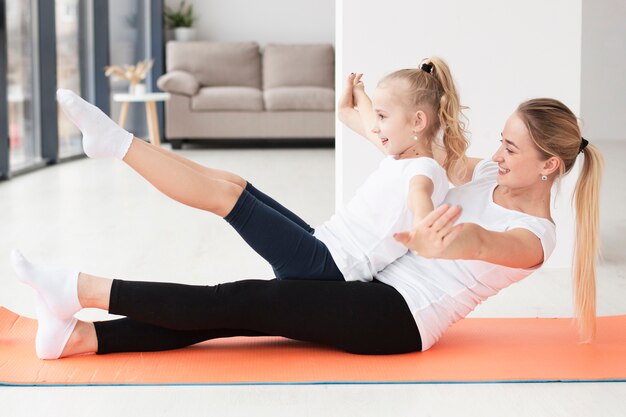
394, 204, 464, 258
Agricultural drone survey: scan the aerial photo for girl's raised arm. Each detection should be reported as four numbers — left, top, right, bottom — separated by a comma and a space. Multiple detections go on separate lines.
338, 73, 387, 153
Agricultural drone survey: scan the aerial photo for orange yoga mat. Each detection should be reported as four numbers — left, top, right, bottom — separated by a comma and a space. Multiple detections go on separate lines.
1, 307, 625, 386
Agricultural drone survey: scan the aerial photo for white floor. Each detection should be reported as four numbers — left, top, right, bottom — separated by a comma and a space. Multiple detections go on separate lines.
0, 143, 625, 416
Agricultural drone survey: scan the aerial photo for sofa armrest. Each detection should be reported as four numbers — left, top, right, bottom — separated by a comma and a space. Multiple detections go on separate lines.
157, 70, 200, 96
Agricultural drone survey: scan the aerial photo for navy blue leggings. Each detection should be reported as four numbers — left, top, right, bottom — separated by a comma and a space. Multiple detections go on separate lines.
224, 183, 344, 281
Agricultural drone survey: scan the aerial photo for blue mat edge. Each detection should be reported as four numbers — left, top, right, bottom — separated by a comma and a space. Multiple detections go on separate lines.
2, 378, 626, 387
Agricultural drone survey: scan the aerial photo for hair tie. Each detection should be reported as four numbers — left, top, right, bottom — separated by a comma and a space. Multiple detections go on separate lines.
420, 63, 433, 74
579, 137, 589, 153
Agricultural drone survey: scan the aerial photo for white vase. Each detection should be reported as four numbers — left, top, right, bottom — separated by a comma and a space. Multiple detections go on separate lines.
173, 28, 196, 42
129, 83, 146, 95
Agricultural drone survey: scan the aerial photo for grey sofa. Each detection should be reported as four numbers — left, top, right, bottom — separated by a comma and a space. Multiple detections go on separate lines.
157, 41, 335, 149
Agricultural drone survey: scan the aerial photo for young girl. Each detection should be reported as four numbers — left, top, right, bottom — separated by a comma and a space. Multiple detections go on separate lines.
55, 57, 468, 283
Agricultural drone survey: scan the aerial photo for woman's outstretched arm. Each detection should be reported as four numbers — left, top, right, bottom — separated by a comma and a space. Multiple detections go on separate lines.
395, 205, 545, 268
438, 223, 544, 268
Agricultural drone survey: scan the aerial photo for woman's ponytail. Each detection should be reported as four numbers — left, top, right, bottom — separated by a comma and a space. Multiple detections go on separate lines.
573, 143, 603, 341
517, 98, 604, 343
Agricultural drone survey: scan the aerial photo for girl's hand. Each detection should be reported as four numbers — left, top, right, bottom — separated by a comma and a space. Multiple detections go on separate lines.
352, 73, 369, 107
394, 204, 464, 258
339, 73, 357, 110
353, 73, 364, 92
337, 72, 386, 153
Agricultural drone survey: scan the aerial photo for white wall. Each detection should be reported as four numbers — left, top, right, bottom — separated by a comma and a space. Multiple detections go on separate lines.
165, 0, 335, 46
340, 0, 582, 268
581, 0, 626, 141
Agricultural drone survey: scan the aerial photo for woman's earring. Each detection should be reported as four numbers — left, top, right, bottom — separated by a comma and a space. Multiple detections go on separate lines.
541, 175, 548, 181
413, 135, 419, 141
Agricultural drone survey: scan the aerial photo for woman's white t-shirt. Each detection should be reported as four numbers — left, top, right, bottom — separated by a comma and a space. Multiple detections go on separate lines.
314, 156, 449, 282
375, 159, 557, 350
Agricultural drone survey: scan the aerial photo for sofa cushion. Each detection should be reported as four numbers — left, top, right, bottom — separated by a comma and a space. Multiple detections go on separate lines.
156, 70, 199, 96
264, 87, 335, 111
263, 44, 334, 89
166, 41, 262, 89
192, 87, 264, 111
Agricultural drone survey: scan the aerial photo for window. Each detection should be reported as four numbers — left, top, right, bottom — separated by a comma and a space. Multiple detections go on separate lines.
6, 0, 41, 171
56, 0, 82, 159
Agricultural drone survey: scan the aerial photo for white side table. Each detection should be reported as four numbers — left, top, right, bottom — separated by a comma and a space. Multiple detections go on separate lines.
113, 92, 171, 146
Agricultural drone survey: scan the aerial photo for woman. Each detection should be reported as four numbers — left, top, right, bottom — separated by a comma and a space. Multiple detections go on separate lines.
11, 98, 602, 359
54, 57, 467, 283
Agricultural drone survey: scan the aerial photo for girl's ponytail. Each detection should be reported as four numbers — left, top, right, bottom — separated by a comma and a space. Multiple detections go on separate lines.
424, 57, 469, 183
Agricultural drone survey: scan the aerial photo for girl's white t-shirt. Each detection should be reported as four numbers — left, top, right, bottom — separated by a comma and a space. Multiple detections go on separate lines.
314, 156, 449, 282
375, 159, 557, 350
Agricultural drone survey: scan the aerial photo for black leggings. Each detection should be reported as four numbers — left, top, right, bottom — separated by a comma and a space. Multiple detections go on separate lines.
94, 278, 422, 355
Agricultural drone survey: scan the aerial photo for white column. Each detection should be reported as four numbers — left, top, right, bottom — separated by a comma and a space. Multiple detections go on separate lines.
581, 0, 626, 142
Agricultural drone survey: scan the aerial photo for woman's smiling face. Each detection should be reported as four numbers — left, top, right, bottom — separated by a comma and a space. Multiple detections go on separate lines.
492, 112, 549, 188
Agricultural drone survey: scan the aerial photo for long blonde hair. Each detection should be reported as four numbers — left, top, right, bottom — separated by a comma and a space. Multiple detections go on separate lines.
517, 98, 603, 342
378, 57, 469, 183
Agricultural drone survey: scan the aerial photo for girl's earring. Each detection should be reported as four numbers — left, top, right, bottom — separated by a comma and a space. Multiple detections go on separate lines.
413, 135, 419, 141
541, 175, 548, 181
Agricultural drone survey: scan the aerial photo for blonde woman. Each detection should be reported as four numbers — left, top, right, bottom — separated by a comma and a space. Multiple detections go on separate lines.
12, 99, 602, 358
53, 57, 468, 283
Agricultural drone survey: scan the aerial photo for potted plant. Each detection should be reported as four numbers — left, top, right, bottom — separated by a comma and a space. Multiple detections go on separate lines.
105, 59, 154, 94
164, 0, 197, 42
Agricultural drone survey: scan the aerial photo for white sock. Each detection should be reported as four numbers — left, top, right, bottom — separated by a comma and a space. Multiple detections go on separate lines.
56, 89, 133, 160
35, 294, 78, 360
11, 250, 82, 320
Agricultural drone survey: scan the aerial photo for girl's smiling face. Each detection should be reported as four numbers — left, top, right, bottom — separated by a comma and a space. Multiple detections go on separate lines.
371, 82, 421, 156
